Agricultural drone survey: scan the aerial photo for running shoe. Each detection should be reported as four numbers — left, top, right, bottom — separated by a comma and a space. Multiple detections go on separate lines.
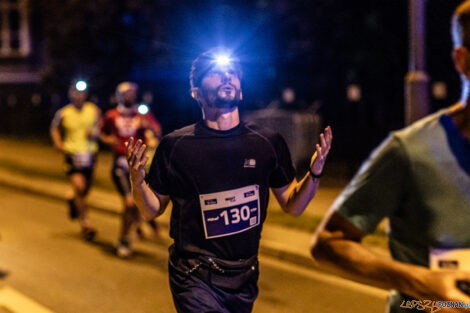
81, 227, 97, 241
0, 269, 8, 279
116, 239, 132, 258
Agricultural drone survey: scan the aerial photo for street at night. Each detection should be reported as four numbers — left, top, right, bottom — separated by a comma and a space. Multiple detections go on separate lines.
2, 1, 470, 312
0, 184, 386, 313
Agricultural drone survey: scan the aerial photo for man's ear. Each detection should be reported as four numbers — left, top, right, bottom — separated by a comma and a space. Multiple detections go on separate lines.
453, 47, 470, 77
239, 90, 243, 101
191, 87, 199, 100
191, 87, 203, 108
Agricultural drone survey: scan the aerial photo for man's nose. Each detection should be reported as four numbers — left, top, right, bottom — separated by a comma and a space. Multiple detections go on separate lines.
222, 72, 232, 83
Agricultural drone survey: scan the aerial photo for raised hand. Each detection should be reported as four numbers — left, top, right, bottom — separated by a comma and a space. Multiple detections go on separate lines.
310, 126, 333, 176
126, 137, 149, 187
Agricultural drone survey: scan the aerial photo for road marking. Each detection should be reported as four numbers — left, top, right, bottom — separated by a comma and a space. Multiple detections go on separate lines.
0, 286, 55, 313
259, 255, 389, 299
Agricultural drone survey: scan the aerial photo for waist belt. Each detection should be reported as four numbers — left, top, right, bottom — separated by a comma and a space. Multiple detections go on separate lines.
169, 245, 259, 290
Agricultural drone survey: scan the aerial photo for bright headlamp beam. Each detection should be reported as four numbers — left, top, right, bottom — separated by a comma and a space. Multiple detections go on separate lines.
138, 104, 149, 115
75, 80, 87, 91
214, 55, 231, 66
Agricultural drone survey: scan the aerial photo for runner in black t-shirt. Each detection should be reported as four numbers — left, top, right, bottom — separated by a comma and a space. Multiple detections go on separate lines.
126, 47, 332, 313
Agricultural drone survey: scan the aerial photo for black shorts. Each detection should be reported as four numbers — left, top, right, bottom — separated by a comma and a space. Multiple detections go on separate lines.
64, 153, 96, 179
168, 246, 259, 313
111, 155, 131, 196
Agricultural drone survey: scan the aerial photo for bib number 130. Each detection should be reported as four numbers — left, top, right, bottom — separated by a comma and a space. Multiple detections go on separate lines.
220, 206, 251, 225
199, 185, 260, 239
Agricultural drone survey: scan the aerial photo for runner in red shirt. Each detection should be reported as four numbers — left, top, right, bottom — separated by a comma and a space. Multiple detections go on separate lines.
100, 81, 162, 258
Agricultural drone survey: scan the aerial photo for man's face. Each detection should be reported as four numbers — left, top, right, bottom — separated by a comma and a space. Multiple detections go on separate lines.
122, 87, 137, 107
69, 88, 87, 106
198, 64, 242, 109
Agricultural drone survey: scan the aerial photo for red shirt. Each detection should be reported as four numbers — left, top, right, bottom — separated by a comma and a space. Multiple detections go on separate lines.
101, 105, 161, 155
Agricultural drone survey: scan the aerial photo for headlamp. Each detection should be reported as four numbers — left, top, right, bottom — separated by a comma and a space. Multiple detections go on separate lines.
190, 47, 243, 89
75, 80, 87, 92
138, 103, 149, 115
214, 55, 231, 66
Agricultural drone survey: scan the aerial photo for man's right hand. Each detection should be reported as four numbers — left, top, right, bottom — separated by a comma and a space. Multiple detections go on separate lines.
126, 137, 149, 187
311, 212, 470, 313
409, 269, 470, 312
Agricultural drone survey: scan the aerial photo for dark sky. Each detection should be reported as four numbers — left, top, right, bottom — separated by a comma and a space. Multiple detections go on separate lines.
35, 0, 467, 159
161, 0, 466, 158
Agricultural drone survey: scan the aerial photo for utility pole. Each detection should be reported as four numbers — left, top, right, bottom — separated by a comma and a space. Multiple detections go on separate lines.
405, 0, 430, 125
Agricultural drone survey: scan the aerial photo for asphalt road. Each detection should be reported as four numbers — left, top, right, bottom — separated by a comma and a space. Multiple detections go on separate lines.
0, 185, 387, 313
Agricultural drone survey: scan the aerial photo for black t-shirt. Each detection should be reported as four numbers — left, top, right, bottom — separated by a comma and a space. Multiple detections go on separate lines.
146, 121, 295, 260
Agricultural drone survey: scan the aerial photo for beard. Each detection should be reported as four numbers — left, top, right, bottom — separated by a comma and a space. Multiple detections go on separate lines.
214, 92, 240, 108
123, 101, 134, 108
203, 85, 241, 109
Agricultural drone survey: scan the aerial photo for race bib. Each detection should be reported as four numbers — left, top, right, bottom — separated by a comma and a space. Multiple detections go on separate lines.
430, 248, 470, 270
71, 153, 93, 169
199, 185, 260, 239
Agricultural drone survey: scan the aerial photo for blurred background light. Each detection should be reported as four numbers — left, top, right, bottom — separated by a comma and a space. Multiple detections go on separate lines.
432, 81, 447, 100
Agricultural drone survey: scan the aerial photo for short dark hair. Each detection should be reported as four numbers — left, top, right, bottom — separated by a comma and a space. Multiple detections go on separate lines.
189, 47, 243, 89
452, 0, 470, 49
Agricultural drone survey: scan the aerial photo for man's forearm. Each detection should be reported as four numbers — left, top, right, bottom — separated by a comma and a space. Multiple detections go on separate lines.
100, 134, 116, 147
311, 234, 428, 298
284, 172, 320, 216
50, 128, 63, 150
131, 181, 162, 220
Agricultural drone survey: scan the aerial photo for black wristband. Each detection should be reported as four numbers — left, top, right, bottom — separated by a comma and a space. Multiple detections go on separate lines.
308, 168, 323, 179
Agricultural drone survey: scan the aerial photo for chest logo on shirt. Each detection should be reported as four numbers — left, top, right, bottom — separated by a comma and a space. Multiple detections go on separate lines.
199, 185, 260, 239
244, 159, 256, 168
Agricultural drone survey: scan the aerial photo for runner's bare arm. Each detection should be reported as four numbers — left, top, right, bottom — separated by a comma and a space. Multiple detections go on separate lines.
126, 137, 170, 220
87, 108, 102, 140
272, 126, 332, 217
99, 132, 119, 148
98, 114, 119, 148
311, 210, 470, 310
50, 111, 64, 151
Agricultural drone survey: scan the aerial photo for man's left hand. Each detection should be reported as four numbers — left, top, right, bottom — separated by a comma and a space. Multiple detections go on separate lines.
310, 126, 333, 176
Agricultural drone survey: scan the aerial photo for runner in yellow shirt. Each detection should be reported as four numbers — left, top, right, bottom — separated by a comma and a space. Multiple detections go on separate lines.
50, 81, 101, 241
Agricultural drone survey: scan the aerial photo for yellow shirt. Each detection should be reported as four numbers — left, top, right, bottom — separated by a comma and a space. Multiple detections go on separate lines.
54, 102, 100, 154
